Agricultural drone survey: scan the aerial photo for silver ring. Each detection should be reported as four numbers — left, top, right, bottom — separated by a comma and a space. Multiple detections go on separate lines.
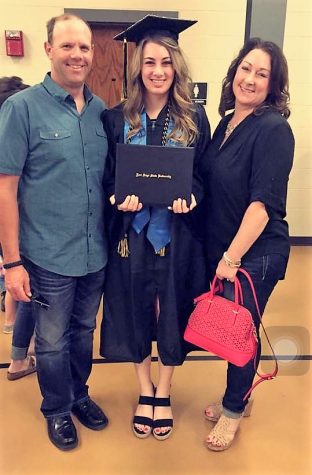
226, 279, 230, 282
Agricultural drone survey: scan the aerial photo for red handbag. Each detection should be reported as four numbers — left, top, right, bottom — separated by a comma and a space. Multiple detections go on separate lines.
184, 268, 278, 398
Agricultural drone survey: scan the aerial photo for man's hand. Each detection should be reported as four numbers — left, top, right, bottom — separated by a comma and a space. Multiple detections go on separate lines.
4, 266, 31, 302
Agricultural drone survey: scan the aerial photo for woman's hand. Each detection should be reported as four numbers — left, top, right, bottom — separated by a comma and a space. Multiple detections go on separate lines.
169, 194, 197, 213
110, 194, 143, 212
215, 258, 238, 283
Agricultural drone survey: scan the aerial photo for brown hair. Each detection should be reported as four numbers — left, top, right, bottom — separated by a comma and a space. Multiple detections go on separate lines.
123, 34, 198, 146
219, 37, 290, 118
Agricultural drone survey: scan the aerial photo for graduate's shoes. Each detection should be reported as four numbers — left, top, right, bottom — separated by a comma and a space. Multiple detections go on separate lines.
132, 394, 155, 439
132, 388, 173, 440
152, 395, 173, 441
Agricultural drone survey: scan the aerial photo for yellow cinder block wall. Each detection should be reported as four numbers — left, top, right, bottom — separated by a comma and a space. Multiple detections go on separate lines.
0, 0, 311, 237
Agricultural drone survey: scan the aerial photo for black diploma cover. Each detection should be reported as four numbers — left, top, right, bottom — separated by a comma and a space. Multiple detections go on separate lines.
115, 143, 195, 206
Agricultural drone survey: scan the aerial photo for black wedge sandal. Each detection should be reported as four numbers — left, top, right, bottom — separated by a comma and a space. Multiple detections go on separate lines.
152, 396, 173, 441
132, 394, 155, 439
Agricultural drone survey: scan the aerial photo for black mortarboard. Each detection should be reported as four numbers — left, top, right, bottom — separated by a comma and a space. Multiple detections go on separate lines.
114, 15, 197, 44
114, 15, 197, 99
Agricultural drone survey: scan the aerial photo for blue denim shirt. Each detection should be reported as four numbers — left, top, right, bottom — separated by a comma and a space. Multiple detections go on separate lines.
0, 74, 108, 276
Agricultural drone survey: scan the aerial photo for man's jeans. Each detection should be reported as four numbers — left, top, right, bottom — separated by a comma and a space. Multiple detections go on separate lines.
221, 254, 287, 416
24, 258, 105, 418
11, 302, 35, 359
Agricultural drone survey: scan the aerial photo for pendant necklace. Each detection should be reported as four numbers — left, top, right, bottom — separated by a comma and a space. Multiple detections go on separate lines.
220, 118, 240, 149
224, 121, 236, 139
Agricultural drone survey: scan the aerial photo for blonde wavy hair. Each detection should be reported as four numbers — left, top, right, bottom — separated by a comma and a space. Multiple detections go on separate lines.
123, 34, 198, 146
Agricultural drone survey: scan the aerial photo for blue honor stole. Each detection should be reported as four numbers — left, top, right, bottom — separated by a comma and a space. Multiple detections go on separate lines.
123, 111, 181, 255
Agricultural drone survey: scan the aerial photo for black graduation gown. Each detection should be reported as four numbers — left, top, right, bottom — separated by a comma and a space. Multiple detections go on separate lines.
100, 103, 211, 365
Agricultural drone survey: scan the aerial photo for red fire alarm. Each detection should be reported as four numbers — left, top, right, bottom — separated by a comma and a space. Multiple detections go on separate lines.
5, 30, 24, 57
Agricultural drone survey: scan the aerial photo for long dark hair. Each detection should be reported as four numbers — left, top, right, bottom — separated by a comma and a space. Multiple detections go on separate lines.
219, 37, 290, 118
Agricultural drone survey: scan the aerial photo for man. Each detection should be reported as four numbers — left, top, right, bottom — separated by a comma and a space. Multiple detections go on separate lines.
0, 14, 108, 451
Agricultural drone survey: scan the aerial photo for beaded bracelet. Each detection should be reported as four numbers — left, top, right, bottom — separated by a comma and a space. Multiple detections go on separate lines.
223, 251, 241, 268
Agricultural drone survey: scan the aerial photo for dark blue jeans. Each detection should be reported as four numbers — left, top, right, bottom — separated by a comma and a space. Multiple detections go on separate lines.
221, 254, 287, 416
11, 302, 35, 359
23, 258, 105, 418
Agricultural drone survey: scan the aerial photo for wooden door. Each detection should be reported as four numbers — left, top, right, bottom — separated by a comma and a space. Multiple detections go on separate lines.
87, 24, 135, 108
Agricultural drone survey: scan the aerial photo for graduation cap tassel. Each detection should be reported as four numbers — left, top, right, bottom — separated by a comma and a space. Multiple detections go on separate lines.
121, 38, 128, 100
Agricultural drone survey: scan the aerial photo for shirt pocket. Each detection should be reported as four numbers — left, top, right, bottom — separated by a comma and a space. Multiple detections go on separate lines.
39, 129, 72, 161
40, 130, 71, 140
94, 125, 108, 158
95, 125, 106, 138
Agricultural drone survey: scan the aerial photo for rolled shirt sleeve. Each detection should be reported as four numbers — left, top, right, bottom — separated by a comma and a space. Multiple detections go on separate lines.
249, 121, 294, 219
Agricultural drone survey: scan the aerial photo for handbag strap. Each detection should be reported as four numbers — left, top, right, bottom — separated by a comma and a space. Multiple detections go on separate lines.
237, 268, 278, 400
211, 275, 243, 309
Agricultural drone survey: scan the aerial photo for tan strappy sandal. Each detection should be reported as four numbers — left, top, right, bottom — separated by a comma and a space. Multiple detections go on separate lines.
205, 414, 242, 451
204, 399, 253, 422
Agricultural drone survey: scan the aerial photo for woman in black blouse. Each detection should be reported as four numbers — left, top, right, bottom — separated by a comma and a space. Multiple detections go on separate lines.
100, 16, 211, 441
201, 38, 294, 451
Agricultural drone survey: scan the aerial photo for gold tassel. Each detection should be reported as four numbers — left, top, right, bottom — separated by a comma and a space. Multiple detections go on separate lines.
156, 247, 166, 257
121, 38, 128, 100
117, 234, 130, 257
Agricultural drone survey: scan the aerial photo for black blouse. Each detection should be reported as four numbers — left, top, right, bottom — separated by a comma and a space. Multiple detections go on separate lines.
201, 109, 295, 270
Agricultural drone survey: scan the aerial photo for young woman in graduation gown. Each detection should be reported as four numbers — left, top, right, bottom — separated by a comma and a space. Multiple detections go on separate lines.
100, 16, 211, 440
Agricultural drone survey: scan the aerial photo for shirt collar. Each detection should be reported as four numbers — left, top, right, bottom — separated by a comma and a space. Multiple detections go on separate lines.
42, 73, 93, 104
